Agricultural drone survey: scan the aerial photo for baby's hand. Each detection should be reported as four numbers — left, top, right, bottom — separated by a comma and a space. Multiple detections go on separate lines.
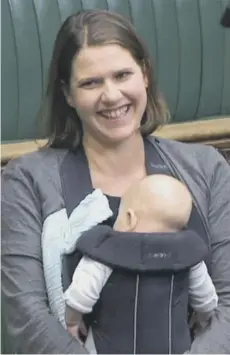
195, 312, 211, 330
189, 311, 211, 336
67, 324, 81, 340
67, 321, 88, 343
78, 320, 88, 339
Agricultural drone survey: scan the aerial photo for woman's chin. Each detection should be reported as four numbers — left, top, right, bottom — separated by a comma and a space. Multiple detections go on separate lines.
103, 131, 139, 145
99, 124, 141, 144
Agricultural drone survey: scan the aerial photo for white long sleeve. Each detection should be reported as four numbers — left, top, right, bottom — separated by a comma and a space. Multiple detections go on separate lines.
64, 257, 112, 314
189, 261, 218, 316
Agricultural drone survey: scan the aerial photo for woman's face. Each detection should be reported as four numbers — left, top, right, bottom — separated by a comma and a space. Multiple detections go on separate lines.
65, 44, 148, 145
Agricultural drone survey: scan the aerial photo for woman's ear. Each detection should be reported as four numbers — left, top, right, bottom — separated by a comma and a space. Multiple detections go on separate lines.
126, 208, 138, 232
143, 72, 148, 89
141, 61, 148, 89
61, 81, 74, 108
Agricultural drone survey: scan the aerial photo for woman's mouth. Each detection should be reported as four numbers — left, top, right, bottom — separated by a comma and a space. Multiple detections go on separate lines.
98, 104, 131, 120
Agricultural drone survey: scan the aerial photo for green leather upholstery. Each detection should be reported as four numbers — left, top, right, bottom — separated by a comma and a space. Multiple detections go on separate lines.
2, 0, 230, 143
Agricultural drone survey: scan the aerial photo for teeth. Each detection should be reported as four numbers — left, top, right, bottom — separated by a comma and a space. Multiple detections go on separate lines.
100, 105, 129, 119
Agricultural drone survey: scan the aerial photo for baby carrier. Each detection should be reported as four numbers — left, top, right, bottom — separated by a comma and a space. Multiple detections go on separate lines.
70, 225, 207, 354
42, 139, 210, 354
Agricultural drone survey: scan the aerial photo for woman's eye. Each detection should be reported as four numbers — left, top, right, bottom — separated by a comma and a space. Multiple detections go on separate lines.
116, 71, 132, 80
80, 80, 101, 89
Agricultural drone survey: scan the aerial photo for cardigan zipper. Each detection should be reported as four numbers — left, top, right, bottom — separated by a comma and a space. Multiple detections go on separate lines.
168, 274, 174, 354
133, 274, 140, 354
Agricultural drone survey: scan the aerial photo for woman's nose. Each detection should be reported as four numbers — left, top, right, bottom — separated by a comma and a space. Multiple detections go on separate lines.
100, 81, 123, 104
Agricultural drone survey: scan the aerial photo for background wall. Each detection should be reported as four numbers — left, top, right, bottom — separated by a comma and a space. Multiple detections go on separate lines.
2, 0, 230, 142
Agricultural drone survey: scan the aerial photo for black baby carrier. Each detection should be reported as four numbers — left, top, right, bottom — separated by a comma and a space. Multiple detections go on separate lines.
61, 139, 210, 354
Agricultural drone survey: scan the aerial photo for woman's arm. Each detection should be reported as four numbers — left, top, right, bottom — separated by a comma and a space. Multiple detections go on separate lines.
190, 148, 230, 354
1, 159, 87, 354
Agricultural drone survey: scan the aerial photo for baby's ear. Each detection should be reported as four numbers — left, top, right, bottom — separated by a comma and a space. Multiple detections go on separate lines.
126, 209, 138, 232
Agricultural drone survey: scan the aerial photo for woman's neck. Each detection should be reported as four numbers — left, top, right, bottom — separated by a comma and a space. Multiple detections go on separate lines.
83, 133, 145, 177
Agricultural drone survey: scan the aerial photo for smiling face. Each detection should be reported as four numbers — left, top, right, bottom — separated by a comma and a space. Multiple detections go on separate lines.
65, 44, 148, 145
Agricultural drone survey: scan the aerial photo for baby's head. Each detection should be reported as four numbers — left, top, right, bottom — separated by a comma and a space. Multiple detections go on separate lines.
114, 175, 192, 233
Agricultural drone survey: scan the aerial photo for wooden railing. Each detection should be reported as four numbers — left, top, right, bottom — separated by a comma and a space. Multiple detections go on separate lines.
1, 117, 230, 165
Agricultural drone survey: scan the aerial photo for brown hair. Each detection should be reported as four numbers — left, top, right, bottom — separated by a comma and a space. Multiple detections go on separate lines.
38, 9, 169, 149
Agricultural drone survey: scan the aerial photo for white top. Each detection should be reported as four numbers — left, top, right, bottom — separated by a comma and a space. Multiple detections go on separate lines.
64, 256, 218, 318
42, 189, 113, 328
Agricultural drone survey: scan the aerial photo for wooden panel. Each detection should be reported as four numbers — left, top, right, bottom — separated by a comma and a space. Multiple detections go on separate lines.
155, 117, 230, 142
1, 118, 230, 165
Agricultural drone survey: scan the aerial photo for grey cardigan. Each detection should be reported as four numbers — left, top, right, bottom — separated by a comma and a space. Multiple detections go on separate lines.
1, 136, 230, 354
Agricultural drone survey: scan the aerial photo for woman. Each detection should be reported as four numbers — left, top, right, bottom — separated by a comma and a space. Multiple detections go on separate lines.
1, 9, 230, 354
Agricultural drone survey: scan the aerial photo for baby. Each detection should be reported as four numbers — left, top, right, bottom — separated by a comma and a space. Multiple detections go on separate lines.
64, 175, 218, 349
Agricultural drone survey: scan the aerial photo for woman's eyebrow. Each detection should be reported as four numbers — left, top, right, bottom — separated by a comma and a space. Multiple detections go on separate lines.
113, 67, 133, 73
